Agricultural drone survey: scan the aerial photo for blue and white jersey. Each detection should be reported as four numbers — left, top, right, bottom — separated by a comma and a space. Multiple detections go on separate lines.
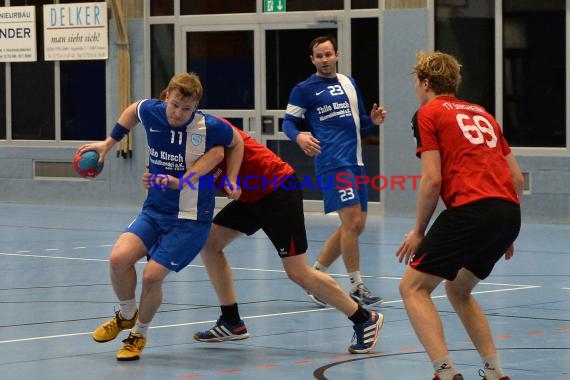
136, 99, 234, 221
283, 73, 375, 176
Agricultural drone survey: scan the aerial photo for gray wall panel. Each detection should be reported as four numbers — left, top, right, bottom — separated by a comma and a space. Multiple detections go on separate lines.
381, 9, 433, 218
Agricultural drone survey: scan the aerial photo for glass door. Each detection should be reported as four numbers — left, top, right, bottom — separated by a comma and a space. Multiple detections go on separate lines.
183, 22, 340, 209
259, 22, 381, 211
158, 2, 381, 211
182, 24, 259, 138
260, 23, 339, 209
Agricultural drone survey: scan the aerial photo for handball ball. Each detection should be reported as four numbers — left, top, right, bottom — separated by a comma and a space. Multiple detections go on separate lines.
73, 150, 104, 179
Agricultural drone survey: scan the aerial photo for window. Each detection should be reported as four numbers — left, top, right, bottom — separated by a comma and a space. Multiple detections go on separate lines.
150, 0, 173, 16
435, 0, 495, 115
11, 61, 55, 140
352, 18, 380, 202
435, 0, 567, 149
180, 0, 256, 15
4, 0, 107, 142
60, 60, 106, 141
351, 18, 379, 118
285, 0, 343, 11
266, 28, 336, 111
503, 0, 565, 147
10, 0, 54, 140
186, 31, 254, 109
0, 63, 5, 139
150, 24, 174, 98
351, 0, 378, 9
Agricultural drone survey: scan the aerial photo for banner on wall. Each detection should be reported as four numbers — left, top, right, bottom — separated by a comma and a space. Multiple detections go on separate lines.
43, 2, 108, 61
0, 6, 37, 62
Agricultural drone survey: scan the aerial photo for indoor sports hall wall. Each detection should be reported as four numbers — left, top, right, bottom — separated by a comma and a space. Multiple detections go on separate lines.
0, 20, 148, 208
0, 7, 568, 224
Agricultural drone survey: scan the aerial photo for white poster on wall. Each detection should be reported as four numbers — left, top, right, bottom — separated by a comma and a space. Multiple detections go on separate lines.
0, 6, 37, 62
43, 2, 108, 61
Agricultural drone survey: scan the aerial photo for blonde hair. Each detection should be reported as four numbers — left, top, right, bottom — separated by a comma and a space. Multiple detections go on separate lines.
412, 51, 462, 95
159, 72, 203, 102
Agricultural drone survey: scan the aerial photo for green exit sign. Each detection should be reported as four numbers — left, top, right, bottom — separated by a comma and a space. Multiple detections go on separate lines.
264, 0, 286, 13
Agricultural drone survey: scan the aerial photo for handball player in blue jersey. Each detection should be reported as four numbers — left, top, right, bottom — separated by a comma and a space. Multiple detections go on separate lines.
282, 36, 387, 307
77, 72, 244, 361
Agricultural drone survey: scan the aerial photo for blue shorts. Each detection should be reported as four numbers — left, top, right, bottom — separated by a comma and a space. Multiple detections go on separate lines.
319, 165, 368, 214
125, 207, 212, 272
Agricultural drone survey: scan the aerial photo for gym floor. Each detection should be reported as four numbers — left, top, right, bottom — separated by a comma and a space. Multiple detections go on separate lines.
1, 203, 568, 380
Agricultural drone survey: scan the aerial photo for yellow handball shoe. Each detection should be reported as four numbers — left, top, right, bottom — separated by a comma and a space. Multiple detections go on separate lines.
92, 310, 138, 343
116, 332, 146, 361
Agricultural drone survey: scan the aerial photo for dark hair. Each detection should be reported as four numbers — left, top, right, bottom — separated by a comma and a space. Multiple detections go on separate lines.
309, 36, 338, 55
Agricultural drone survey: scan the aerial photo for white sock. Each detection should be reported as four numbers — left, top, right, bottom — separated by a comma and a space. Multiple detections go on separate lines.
432, 357, 459, 380
313, 261, 328, 272
482, 354, 506, 380
119, 298, 137, 320
131, 320, 149, 337
348, 271, 363, 291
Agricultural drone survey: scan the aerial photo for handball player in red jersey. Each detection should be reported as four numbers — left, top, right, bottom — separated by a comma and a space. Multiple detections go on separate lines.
194, 122, 383, 354
396, 51, 524, 380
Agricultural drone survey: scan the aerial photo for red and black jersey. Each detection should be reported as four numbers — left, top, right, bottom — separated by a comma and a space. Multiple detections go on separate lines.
412, 96, 519, 208
213, 122, 295, 203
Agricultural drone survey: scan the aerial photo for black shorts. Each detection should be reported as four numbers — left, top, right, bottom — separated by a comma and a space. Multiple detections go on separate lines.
213, 177, 308, 258
411, 199, 521, 281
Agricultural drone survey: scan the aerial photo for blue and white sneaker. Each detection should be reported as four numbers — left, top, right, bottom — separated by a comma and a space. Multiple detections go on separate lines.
307, 291, 327, 308
350, 283, 383, 307
193, 318, 250, 342
348, 310, 384, 354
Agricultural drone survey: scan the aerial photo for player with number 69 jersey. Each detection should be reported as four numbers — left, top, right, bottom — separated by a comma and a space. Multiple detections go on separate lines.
411, 96, 519, 208
397, 51, 523, 380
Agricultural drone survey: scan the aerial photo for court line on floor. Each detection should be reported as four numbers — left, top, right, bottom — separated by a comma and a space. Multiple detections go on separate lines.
0, 252, 109, 263
0, 284, 540, 345
313, 347, 570, 380
0, 252, 539, 288
0, 307, 333, 345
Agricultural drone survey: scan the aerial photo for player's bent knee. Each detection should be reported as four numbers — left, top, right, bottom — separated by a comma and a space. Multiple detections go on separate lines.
398, 277, 423, 300
341, 220, 365, 236
285, 268, 309, 287
398, 281, 408, 299
109, 252, 132, 271
109, 248, 144, 272
444, 282, 471, 302
141, 271, 167, 289
286, 271, 305, 286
